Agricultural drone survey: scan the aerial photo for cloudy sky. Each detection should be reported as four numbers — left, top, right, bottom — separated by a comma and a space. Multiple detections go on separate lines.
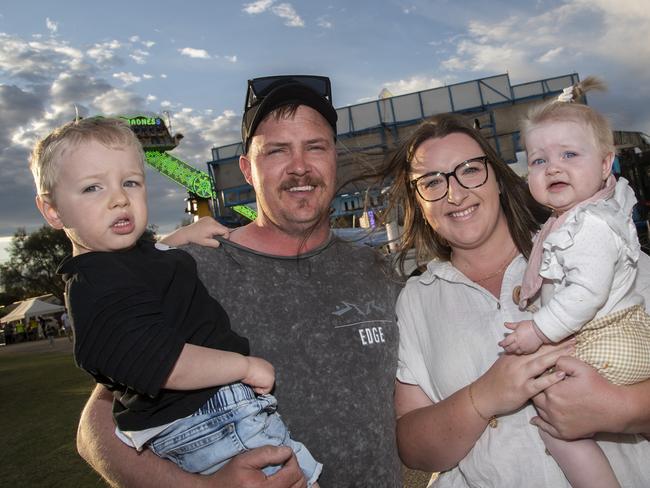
2, 0, 650, 262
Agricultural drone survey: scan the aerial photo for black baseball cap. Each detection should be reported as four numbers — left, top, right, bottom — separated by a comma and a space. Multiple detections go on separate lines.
241, 75, 338, 153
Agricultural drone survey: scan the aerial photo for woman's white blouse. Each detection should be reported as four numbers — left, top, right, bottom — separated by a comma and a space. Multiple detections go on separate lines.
396, 254, 650, 488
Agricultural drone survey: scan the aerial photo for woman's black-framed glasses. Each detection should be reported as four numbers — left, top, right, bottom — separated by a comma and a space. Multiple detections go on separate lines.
245, 75, 332, 110
410, 156, 490, 202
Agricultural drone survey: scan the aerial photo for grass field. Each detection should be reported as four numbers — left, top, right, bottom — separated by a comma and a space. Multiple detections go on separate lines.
0, 342, 106, 487
0, 339, 435, 488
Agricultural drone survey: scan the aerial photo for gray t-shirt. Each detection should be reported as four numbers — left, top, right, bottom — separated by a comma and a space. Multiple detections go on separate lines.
185, 235, 401, 487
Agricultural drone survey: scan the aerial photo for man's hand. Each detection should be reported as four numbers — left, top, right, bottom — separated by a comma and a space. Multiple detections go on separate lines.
532, 356, 626, 439
211, 446, 306, 488
160, 217, 230, 248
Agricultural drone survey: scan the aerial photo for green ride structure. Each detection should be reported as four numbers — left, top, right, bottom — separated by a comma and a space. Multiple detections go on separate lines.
120, 114, 256, 222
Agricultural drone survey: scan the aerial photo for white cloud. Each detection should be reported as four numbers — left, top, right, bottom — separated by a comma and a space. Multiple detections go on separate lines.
112, 71, 141, 86
537, 46, 564, 63
272, 3, 304, 27
142, 73, 153, 79
146, 94, 157, 103
243, 0, 274, 14
161, 100, 172, 107
130, 48, 150, 64
168, 108, 241, 162
46, 17, 58, 34
178, 47, 211, 59
143, 40, 156, 48
129, 35, 140, 43
317, 16, 333, 28
243, 0, 304, 27
87, 40, 122, 65
160, 73, 168, 78
224, 55, 238, 63
91, 88, 144, 115
383, 76, 444, 96
0, 33, 85, 81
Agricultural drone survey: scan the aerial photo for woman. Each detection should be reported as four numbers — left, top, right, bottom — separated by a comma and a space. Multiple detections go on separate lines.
387, 114, 650, 487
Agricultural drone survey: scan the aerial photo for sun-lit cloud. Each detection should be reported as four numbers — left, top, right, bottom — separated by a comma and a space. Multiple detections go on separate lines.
242, 0, 304, 27
440, 0, 650, 80
168, 108, 241, 163
45, 17, 58, 34
272, 3, 304, 27
146, 94, 157, 103
0, 33, 85, 82
317, 16, 333, 28
242, 0, 274, 14
130, 49, 150, 64
178, 47, 211, 59
87, 40, 122, 65
142, 40, 155, 48
112, 71, 141, 86
382, 76, 445, 96
91, 88, 144, 115
224, 55, 238, 63
142, 73, 153, 79
537, 46, 564, 63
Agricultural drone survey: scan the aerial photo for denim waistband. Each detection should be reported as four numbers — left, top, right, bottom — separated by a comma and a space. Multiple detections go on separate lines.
194, 383, 256, 416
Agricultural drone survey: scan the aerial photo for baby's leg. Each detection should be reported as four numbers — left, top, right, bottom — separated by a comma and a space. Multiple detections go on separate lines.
540, 429, 620, 488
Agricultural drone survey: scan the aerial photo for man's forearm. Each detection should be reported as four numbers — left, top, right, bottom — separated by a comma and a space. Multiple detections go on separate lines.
77, 385, 208, 488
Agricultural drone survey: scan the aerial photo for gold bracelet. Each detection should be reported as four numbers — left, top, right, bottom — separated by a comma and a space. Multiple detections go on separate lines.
468, 383, 498, 428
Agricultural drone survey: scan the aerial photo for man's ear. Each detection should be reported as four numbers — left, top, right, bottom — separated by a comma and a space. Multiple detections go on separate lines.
602, 152, 615, 180
36, 195, 64, 229
239, 154, 253, 186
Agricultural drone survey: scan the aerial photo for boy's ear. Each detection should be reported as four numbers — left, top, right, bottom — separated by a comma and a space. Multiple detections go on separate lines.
602, 152, 615, 180
36, 195, 64, 229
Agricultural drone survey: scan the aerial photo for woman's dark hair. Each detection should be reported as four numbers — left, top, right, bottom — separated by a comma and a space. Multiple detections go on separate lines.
382, 113, 549, 274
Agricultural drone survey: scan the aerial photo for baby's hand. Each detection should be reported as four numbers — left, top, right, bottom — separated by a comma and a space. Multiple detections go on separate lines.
499, 320, 544, 355
160, 216, 230, 248
243, 356, 275, 395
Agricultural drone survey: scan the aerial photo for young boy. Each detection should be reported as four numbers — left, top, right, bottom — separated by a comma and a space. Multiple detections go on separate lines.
30, 117, 321, 485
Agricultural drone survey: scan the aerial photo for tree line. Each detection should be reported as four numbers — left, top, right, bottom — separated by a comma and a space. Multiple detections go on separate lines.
0, 225, 157, 309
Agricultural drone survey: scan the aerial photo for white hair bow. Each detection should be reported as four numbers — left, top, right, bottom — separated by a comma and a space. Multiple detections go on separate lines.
557, 86, 574, 102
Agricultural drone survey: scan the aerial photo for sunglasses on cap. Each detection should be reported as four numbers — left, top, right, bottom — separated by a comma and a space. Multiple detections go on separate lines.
245, 75, 333, 111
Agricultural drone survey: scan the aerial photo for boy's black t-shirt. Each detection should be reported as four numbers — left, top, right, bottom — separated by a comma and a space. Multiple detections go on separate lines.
59, 240, 249, 431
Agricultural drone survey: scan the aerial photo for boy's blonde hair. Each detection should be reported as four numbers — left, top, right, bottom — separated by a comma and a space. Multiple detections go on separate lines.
521, 76, 614, 157
30, 117, 146, 197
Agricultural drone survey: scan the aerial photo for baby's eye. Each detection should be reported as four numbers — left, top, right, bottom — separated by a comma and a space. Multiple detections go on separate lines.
529, 158, 546, 166
82, 185, 100, 193
562, 151, 577, 159
123, 180, 142, 188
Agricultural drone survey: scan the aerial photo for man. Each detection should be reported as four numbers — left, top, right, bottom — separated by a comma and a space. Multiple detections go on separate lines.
76, 75, 402, 487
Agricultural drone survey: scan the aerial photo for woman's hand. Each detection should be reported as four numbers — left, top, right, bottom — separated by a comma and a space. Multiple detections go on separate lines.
160, 217, 230, 248
531, 355, 650, 440
471, 342, 574, 418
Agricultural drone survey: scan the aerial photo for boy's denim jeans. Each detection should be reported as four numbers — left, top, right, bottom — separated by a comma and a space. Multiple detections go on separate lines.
147, 383, 321, 485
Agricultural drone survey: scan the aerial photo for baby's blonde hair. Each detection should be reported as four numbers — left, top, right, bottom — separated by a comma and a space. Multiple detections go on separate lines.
30, 117, 145, 198
521, 76, 614, 157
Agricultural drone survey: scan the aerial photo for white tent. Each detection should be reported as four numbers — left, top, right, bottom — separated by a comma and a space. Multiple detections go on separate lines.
0, 297, 64, 324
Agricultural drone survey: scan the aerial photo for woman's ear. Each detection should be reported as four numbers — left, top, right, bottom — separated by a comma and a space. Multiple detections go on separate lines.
36, 195, 64, 229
